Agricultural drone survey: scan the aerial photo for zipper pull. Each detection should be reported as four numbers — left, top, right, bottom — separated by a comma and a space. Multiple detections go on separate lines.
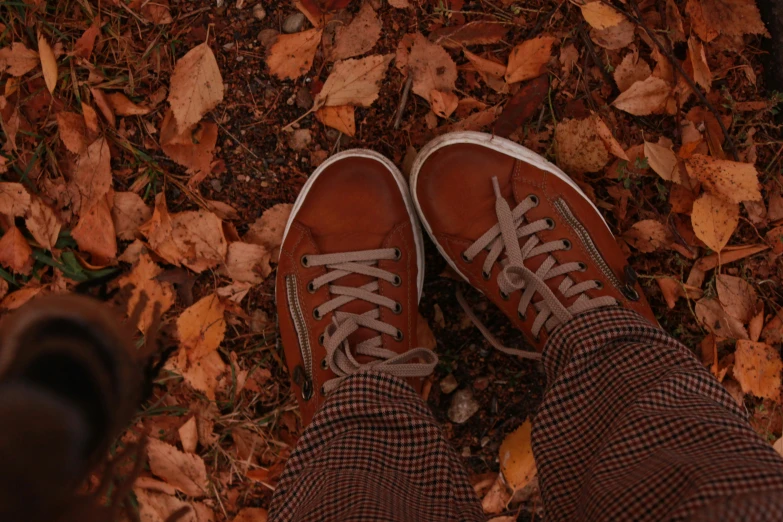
293, 365, 313, 400
622, 265, 640, 301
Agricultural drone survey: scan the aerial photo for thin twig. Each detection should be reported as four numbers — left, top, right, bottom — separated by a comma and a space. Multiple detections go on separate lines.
524, 1, 563, 39
393, 75, 413, 130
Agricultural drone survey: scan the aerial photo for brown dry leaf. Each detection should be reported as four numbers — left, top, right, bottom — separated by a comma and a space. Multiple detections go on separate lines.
431, 21, 509, 49
691, 193, 739, 252
430, 89, 458, 118
170, 210, 228, 273
37, 32, 57, 94
0, 182, 30, 216
223, 242, 271, 284
216, 282, 252, 303
168, 42, 224, 132
177, 294, 226, 363
686, 0, 769, 42
175, 350, 227, 401
266, 29, 322, 80
580, 2, 625, 30
389, 0, 411, 6
644, 141, 684, 183
716, 274, 757, 323
112, 191, 152, 241
612, 76, 671, 115
685, 154, 761, 203
0, 285, 43, 311
614, 52, 652, 93
107, 92, 152, 116
749, 305, 764, 342
687, 37, 712, 91
774, 437, 783, 458
146, 438, 209, 497
73, 24, 100, 59
481, 476, 511, 515
233, 508, 269, 522
590, 18, 635, 50
499, 419, 536, 492
90, 87, 115, 127
408, 34, 458, 101
464, 50, 508, 93
71, 137, 112, 214
134, 488, 191, 522
665, 0, 687, 42
142, 0, 173, 24
623, 220, 671, 253
179, 417, 198, 454
555, 117, 611, 174
328, 3, 381, 61
657, 277, 682, 309
160, 112, 218, 179
695, 298, 749, 339
25, 197, 61, 251
115, 253, 175, 333
0, 226, 32, 275
82, 103, 100, 135
72, 198, 117, 263
314, 54, 393, 108
733, 340, 782, 402
0, 101, 20, 152
56, 112, 90, 154
505, 35, 556, 84
244, 203, 292, 256
695, 244, 769, 271
315, 105, 355, 136
139, 194, 184, 267
0, 43, 39, 77
592, 115, 628, 160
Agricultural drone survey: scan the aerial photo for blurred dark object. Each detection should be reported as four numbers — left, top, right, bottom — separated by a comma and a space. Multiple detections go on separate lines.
759, 0, 783, 103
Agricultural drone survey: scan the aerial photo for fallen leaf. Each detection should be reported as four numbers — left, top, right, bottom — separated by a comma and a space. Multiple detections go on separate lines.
644, 141, 684, 183
592, 115, 628, 160
685, 154, 761, 203
686, 0, 769, 42
430, 89, 458, 118
430, 21, 508, 49
266, 29, 322, 81
82, 102, 100, 134
464, 50, 507, 92
112, 191, 152, 241
733, 340, 782, 402
417, 312, 436, 350
146, 438, 209, 497
160, 112, 218, 179
90, 87, 116, 127
168, 43, 224, 132
173, 350, 227, 401
623, 220, 671, 252
749, 304, 764, 342
614, 52, 652, 93
314, 54, 393, 108
580, 2, 625, 30
139, 194, 184, 268
233, 507, 269, 522
315, 105, 355, 136
170, 210, 228, 273
590, 17, 635, 50
244, 203, 292, 256
505, 35, 556, 84
328, 3, 381, 61
695, 297, 749, 339
37, 32, 57, 94
766, 225, 783, 255
389, 0, 411, 6
665, 0, 687, 42
223, 242, 271, 284
0, 182, 30, 216
177, 294, 226, 363
116, 253, 175, 333
216, 281, 252, 303
73, 23, 100, 59
56, 112, 90, 154
657, 277, 682, 309
695, 244, 769, 270
493, 75, 548, 138
0, 43, 39, 77
25, 197, 61, 251
72, 197, 117, 262
612, 76, 671, 115
691, 193, 739, 252
499, 419, 536, 492
0, 226, 32, 274
134, 488, 197, 522
687, 37, 712, 91
774, 437, 783, 458
107, 92, 152, 116
481, 476, 510, 515
408, 34, 457, 101
71, 137, 112, 214
179, 417, 198, 453
716, 274, 757, 323
142, 0, 173, 24
0, 285, 43, 311
555, 117, 613, 173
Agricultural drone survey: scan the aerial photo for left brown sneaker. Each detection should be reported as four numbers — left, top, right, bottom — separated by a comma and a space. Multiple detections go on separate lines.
276, 150, 437, 426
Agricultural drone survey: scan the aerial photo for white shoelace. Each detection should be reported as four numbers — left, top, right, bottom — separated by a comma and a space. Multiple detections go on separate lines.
307, 249, 438, 394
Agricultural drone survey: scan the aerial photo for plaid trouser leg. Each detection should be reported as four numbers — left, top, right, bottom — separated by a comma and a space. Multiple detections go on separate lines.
269, 373, 485, 522
535, 307, 783, 521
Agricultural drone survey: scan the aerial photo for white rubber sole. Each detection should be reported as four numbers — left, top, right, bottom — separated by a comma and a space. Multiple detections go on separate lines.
280, 149, 426, 302
409, 131, 610, 284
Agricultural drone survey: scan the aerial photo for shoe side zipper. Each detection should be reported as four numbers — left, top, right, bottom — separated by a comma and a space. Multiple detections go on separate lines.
285, 274, 314, 400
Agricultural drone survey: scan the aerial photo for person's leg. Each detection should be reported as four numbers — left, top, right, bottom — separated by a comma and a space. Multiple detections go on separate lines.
536, 308, 783, 521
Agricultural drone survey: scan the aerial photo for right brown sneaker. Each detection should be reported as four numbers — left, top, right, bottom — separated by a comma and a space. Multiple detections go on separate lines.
410, 132, 657, 352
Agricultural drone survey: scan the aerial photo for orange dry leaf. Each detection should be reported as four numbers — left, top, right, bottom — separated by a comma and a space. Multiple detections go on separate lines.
686, 0, 769, 42
177, 294, 226, 363
266, 29, 323, 81
90, 87, 115, 127
613, 76, 671, 115
178, 417, 198, 454
691, 193, 739, 253
430, 89, 458, 118
644, 141, 684, 184
160, 111, 218, 181
314, 54, 393, 108
580, 2, 625, 30
56, 112, 90, 154
71, 137, 112, 214
223, 242, 271, 284
614, 52, 652, 93
685, 154, 761, 203
0, 43, 39, 77
590, 17, 635, 50
72, 197, 117, 263
37, 32, 57, 94
233, 508, 269, 522
555, 116, 623, 173
408, 34, 458, 100
716, 274, 757, 324
142, 0, 173, 24
623, 220, 671, 253
146, 438, 209, 497
695, 244, 769, 270
0, 182, 30, 216
111, 191, 152, 241
133, 488, 201, 522
244, 203, 292, 256
0, 285, 43, 311
106, 92, 151, 116
657, 277, 682, 309
499, 419, 536, 492
327, 2, 381, 61
695, 298, 749, 339
505, 35, 556, 84
463, 50, 508, 93
766, 226, 783, 255
115, 253, 175, 333
315, 105, 356, 136
687, 37, 712, 91
0, 226, 32, 275
170, 210, 227, 273
25, 197, 61, 251
139, 193, 183, 267
73, 23, 100, 60
168, 42, 224, 133
733, 340, 782, 402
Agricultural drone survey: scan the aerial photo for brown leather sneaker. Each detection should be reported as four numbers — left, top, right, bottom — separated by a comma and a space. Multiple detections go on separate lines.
410, 132, 656, 352
277, 150, 438, 425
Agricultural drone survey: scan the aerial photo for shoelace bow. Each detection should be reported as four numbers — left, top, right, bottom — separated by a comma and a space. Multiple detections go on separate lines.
458, 178, 617, 358
307, 249, 438, 394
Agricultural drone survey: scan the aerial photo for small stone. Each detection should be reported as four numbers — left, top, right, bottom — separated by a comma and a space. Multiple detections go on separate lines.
223, 41, 236, 50
210, 179, 222, 192
258, 28, 279, 48
282, 12, 306, 34
440, 374, 458, 394
252, 3, 266, 20
448, 389, 480, 424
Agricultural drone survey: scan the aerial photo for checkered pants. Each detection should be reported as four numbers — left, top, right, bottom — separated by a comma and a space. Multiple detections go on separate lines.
270, 308, 783, 521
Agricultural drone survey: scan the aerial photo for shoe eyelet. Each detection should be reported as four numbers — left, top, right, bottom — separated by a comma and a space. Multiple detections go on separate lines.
545, 218, 556, 230
313, 308, 322, 320
482, 270, 491, 281
321, 358, 328, 370
623, 285, 640, 301
307, 281, 317, 293
391, 275, 402, 287
594, 280, 604, 290
394, 329, 404, 341
500, 290, 510, 301
517, 310, 526, 321
529, 195, 540, 206
318, 333, 325, 345
577, 262, 587, 272
301, 255, 310, 267
562, 239, 572, 250
393, 248, 402, 261
392, 302, 403, 314
461, 252, 472, 263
